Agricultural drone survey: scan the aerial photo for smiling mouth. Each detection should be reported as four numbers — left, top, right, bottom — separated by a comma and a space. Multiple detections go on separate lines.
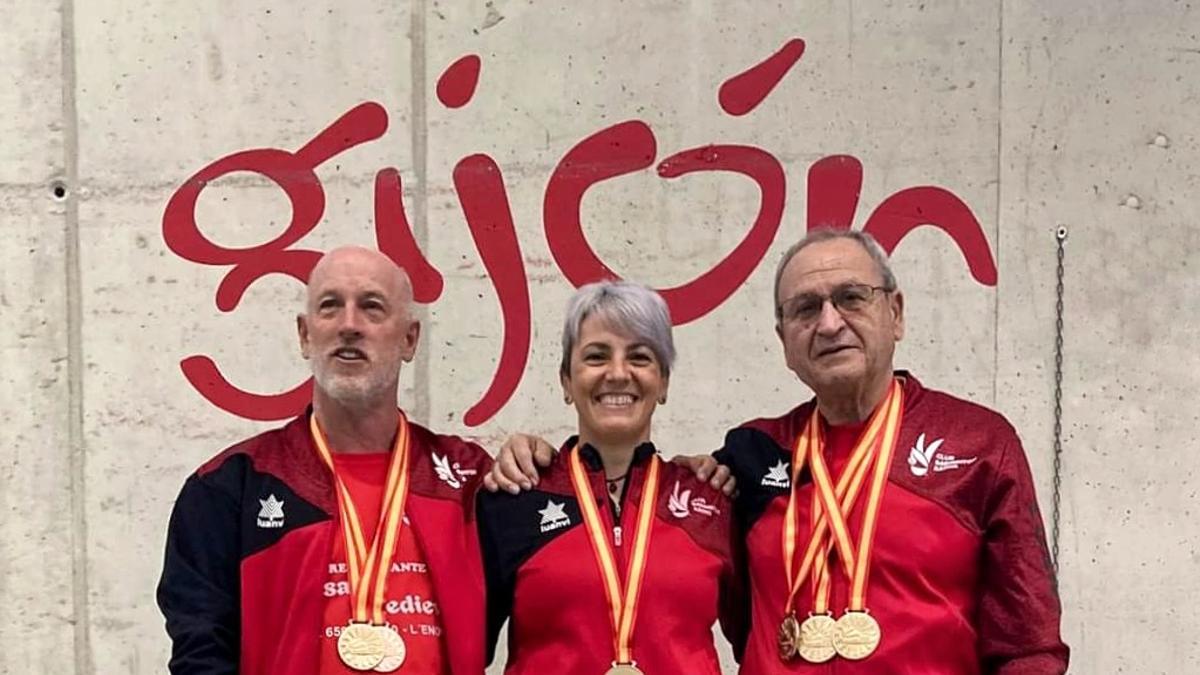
595, 393, 638, 407
331, 347, 367, 362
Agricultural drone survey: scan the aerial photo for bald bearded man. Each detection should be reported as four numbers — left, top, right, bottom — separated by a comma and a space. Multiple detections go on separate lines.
157, 247, 490, 675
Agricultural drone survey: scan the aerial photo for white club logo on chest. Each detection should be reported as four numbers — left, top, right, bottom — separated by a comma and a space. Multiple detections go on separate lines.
433, 452, 477, 490
668, 480, 721, 519
908, 433, 977, 476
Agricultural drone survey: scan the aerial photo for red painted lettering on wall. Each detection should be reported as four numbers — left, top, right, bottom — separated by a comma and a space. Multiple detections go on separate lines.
804, 154, 996, 284
437, 54, 482, 109
162, 102, 388, 420
163, 39, 997, 426
718, 38, 806, 116
452, 155, 530, 426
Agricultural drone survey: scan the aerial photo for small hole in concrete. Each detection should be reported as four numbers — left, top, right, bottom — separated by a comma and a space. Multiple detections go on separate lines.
50, 181, 68, 201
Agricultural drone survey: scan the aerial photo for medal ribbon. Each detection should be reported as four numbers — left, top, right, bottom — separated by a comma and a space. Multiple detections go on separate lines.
848, 385, 904, 611
568, 447, 661, 666
807, 417, 879, 614
781, 391, 890, 615
808, 381, 905, 615
310, 412, 412, 625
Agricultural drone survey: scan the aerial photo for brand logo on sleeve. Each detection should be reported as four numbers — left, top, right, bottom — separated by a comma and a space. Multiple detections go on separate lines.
761, 460, 791, 489
257, 494, 285, 528
538, 499, 571, 533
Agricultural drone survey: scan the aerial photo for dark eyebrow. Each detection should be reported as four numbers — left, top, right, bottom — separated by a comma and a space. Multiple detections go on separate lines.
581, 341, 655, 357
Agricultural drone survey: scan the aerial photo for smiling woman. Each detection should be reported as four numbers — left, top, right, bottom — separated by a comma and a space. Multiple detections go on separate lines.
476, 280, 744, 675
559, 282, 674, 479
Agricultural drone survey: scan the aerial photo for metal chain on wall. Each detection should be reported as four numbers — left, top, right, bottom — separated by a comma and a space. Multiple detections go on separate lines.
1051, 226, 1067, 572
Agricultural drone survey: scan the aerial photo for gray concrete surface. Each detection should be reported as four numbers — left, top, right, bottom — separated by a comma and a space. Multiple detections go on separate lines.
2, 1, 1198, 672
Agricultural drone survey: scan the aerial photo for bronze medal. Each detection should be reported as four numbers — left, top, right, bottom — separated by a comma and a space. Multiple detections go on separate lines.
777, 613, 801, 661
832, 611, 882, 660
372, 625, 407, 673
605, 665, 645, 675
797, 613, 837, 663
337, 622, 386, 671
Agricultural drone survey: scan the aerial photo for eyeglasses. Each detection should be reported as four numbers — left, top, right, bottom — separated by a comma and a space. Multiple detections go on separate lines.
776, 283, 892, 325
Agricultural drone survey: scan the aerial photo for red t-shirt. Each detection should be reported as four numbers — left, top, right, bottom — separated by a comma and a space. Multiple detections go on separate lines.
318, 452, 448, 675
825, 418, 868, 476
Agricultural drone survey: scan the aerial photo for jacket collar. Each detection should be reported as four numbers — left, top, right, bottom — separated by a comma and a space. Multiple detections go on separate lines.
559, 435, 659, 473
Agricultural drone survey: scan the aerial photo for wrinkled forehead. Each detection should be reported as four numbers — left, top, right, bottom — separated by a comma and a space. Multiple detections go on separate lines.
306, 255, 407, 303
780, 240, 882, 295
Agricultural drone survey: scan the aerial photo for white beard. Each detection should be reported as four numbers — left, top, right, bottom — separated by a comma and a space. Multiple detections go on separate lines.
311, 361, 399, 409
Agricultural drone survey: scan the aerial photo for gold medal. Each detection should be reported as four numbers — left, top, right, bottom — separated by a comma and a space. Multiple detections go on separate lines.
777, 380, 904, 664
832, 611, 882, 660
797, 613, 837, 663
372, 625, 407, 673
777, 613, 801, 661
778, 390, 893, 663
605, 665, 644, 675
312, 414, 414, 670
337, 622, 386, 671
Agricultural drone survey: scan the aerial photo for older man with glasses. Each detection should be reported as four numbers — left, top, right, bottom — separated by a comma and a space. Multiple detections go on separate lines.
487, 229, 1069, 673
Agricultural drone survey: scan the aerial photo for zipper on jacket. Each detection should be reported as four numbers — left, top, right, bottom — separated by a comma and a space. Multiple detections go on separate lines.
613, 525, 623, 547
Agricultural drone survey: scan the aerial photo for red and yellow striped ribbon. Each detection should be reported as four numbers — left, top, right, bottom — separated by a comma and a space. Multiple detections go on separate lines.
568, 447, 661, 666
848, 385, 903, 611
782, 391, 890, 615
803, 381, 904, 617
310, 412, 411, 625
808, 418, 879, 614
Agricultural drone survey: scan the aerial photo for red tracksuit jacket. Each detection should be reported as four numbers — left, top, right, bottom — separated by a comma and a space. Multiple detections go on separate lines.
715, 373, 1069, 674
476, 441, 747, 674
157, 412, 491, 675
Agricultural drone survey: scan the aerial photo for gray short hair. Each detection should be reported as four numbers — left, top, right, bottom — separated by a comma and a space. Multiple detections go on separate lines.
773, 229, 899, 314
560, 280, 676, 379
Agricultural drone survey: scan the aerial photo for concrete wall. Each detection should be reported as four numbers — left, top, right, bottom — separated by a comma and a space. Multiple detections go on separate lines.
1, 1, 1197, 672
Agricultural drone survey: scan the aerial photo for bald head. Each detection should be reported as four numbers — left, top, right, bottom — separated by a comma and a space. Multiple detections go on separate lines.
307, 246, 413, 312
